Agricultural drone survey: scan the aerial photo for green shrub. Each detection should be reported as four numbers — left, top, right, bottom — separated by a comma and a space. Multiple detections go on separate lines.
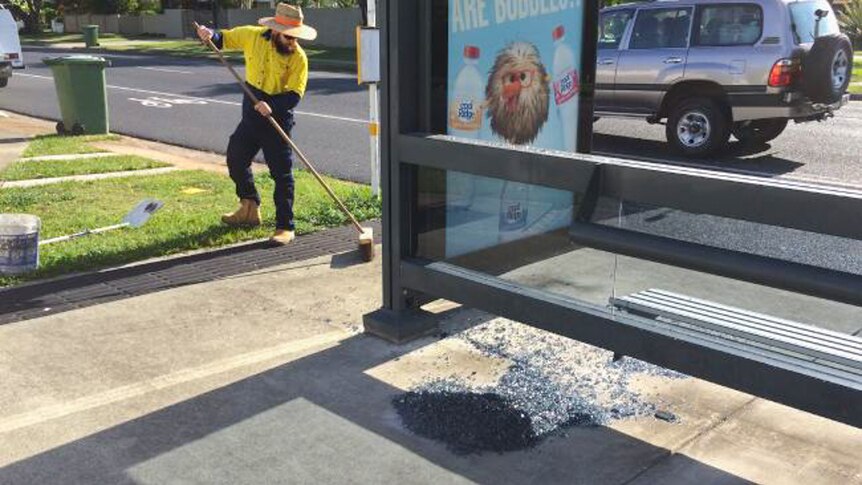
839, 0, 862, 48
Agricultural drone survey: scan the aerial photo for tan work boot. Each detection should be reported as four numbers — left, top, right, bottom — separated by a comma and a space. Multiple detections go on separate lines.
270, 229, 296, 246
221, 198, 261, 227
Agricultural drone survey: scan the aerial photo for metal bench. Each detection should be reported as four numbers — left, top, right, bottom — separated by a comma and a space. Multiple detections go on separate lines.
611, 289, 862, 378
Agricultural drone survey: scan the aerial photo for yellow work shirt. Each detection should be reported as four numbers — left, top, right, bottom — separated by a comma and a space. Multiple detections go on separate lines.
221, 25, 308, 98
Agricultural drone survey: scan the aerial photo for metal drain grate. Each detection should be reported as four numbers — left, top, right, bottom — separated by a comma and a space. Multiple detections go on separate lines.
0, 222, 380, 326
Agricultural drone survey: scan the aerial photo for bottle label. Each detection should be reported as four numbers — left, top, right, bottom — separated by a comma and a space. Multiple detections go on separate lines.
449, 98, 483, 132
553, 68, 579, 105
500, 202, 527, 231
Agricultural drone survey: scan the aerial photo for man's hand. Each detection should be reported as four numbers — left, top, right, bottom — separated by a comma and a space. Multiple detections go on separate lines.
255, 101, 273, 118
196, 24, 214, 43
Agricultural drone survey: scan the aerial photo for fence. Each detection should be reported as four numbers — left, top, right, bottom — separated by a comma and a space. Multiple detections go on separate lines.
224, 7, 362, 49
62, 7, 362, 48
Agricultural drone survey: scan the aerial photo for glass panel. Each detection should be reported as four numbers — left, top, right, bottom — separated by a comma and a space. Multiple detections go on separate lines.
696, 4, 763, 46
415, 1, 862, 334
445, 0, 588, 249
414, 166, 617, 306
603, 198, 862, 334
789, 1, 840, 44
598, 10, 633, 50
445, 173, 572, 257
630, 8, 691, 50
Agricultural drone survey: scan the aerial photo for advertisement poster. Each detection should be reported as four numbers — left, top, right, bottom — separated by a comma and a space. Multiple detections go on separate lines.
446, 0, 585, 257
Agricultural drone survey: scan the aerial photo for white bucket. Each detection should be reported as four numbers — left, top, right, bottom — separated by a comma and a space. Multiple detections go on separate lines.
0, 214, 41, 275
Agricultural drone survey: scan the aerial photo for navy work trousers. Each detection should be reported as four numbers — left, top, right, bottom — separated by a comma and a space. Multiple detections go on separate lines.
226, 90, 296, 231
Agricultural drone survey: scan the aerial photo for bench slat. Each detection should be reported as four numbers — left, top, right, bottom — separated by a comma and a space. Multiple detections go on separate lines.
630, 291, 862, 357
617, 296, 862, 372
613, 290, 862, 373
647, 289, 862, 352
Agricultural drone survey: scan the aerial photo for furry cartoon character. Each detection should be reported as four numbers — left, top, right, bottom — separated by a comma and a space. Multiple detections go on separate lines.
485, 42, 550, 145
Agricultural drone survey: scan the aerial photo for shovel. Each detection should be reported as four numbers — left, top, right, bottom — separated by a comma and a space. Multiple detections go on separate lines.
40, 199, 164, 246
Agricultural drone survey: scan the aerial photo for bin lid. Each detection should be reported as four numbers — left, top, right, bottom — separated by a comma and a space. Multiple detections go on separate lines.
43, 55, 109, 67
0, 214, 41, 236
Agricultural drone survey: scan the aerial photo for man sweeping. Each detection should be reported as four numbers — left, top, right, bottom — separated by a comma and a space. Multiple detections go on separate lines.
195, 3, 316, 245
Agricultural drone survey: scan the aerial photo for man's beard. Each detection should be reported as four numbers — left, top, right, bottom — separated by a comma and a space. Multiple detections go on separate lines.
273, 37, 295, 55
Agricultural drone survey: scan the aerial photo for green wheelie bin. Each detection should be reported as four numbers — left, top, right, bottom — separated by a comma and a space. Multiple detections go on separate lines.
82, 25, 100, 47
43, 55, 110, 135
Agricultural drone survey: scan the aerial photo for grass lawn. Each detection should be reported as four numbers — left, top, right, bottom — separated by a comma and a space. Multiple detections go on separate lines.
0, 155, 170, 181
0, 170, 380, 286
109, 40, 355, 64
22, 134, 120, 158
853, 53, 861, 94
19, 32, 126, 45
20, 32, 355, 65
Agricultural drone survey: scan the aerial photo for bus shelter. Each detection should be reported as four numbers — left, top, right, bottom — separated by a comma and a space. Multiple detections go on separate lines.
364, 0, 862, 427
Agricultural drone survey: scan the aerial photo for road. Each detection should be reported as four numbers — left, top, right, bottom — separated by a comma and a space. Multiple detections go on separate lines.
1, 48, 372, 183
2, 48, 861, 277
3, 47, 862, 189
593, 107, 862, 189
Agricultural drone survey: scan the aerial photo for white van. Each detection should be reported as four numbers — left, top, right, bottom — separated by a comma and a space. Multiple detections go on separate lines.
0, 5, 24, 88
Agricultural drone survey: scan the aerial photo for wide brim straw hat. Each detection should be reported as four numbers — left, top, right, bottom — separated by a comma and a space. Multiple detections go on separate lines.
259, 3, 318, 41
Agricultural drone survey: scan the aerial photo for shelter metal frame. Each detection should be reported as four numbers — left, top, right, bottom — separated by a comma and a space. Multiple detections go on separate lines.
364, 0, 862, 427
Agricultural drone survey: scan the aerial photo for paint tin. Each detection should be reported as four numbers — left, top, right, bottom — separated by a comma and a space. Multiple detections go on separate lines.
0, 214, 41, 274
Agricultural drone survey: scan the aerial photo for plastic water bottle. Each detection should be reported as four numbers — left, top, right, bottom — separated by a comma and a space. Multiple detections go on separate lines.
499, 181, 529, 242
449, 45, 484, 138
448, 46, 483, 209
552, 26, 579, 152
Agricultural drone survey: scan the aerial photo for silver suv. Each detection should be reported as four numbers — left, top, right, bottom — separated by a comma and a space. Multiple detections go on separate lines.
596, 0, 853, 156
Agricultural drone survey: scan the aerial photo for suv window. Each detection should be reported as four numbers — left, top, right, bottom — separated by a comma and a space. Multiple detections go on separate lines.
630, 8, 692, 50
696, 4, 763, 46
789, 0, 839, 44
598, 10, 633, 50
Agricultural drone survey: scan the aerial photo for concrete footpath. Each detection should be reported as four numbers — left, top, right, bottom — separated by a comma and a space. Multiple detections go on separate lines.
1, 250, 860, 484
1, 112, 861, 484
0, 113, 33, 178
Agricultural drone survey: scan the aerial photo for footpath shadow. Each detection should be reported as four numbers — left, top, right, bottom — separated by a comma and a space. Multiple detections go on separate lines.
164, 76, 364, 100
0, 222, 380, 326
0, 330, 749, 484
0, 137, 32, 145
304, 76, 365, 96
186, 81, 243, 99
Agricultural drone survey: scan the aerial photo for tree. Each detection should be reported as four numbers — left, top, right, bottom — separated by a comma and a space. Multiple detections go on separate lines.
839, 0, 862, 48
8, 0, 45, 33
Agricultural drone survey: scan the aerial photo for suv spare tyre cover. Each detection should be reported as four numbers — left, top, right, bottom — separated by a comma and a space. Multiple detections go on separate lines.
802, 34, 853, 104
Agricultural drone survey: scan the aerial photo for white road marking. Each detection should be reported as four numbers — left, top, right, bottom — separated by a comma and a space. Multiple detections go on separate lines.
128, 97, 173, 108
137, 66, 193, 74
128, 96, 208, 108
16, 73, 367, 124
595, 151, 862, 191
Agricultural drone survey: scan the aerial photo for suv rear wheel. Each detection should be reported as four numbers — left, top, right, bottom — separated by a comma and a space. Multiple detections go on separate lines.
732, 119, 788, 145
0, 77, 7, 88
666, 98, 730, 157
